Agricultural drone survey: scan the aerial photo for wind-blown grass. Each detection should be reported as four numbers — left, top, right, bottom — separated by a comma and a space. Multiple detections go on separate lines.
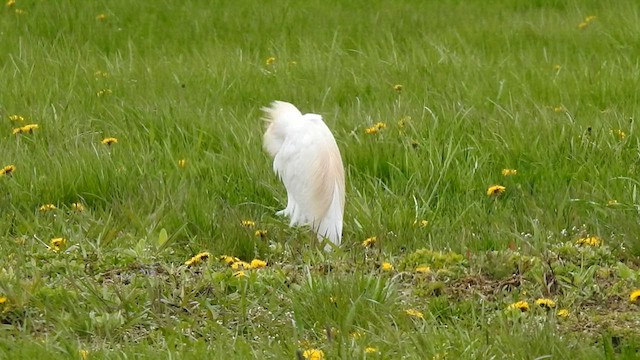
1, 0, 640, 358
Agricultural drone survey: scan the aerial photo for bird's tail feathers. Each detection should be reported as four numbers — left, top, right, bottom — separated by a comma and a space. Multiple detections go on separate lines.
314, 182, 344, 247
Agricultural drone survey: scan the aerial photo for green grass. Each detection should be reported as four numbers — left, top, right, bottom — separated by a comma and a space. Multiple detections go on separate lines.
2, 0, 640, 358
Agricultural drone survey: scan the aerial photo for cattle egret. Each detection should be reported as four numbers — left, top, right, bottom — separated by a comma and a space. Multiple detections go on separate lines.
262, 101, 345, 250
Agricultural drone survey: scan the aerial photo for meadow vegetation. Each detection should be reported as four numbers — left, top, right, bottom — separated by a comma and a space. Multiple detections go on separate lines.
1, 0, 640, 358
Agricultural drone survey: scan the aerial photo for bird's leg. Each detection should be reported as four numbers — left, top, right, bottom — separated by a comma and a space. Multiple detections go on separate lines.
276, 191, 295, 217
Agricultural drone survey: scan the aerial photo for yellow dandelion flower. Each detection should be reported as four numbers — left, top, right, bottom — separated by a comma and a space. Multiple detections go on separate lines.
553, 64, 561, 71
220, 255, 240, 265
231, 261, 252, 271
381, 262, 394, 271
6, 0, 15, 7
255, 229, 267, 238
413, 219, 429, 227
49, 238, 67, 252
0, 296, 7, 304
184, 257, 197, 267
13, 124, 38, 135
39, 204, 57, 212
365, 126, 379, 135
22, 124, 38, 132
8, 114, 24, 121
72, 202, 85, 212
241, 220, 256, 228
576, 236, 601, 247
578, 22, 588, 29
535, 298, 556, 309
79, 350, 89, 360
250, 259, 267, 269
629, 289, 640, 303
0, 165, 16, 176
611, 129, 626, 140
397, 117, 407, 128
101, 137, 118, 145
185, 252, 210, 267
501, 169, 517, 176
585, 15, 596, 23
405, 308, 424, 319
393, 84, 403, 93
415, 266, 431, 274
362, 236, 377, 248
234, 271, 246, 278
487, 185, 506, 196
96, 89, 112, 97
302, 349, 324, 360
553, 106, 564, 113
350, 330, 362, 338
507, 300, 529, 312
557, 308, 570, 318
364, 347, 378, 354
178, 159, 187, 168
96, 13, 106, 21
196, 252, 211, 260
265, 57, 276, 65
365, 122, 386, 135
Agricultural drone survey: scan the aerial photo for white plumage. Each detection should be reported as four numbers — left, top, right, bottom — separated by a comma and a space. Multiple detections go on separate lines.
262, 101, 345, 250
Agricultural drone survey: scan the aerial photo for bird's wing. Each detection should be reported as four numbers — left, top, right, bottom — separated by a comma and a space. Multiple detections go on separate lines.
272, 115, 345, 234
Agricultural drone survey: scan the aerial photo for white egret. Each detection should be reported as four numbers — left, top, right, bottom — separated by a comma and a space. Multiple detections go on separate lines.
262, 101, 345, 250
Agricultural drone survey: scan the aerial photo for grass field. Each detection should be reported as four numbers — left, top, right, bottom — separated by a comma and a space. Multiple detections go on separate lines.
2, 0, 640, 358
